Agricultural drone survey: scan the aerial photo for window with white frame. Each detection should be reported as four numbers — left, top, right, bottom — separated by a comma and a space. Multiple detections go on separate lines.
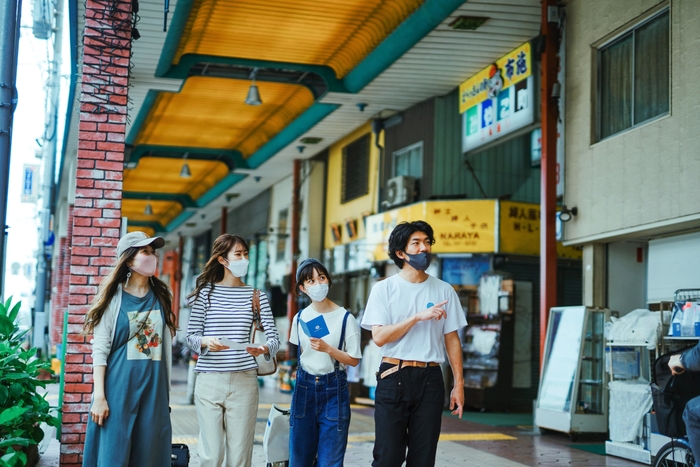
392, 141, 423, 179
597, 9, 669, 140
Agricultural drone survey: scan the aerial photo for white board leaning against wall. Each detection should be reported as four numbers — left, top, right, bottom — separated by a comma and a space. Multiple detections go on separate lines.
648, 231, 700, 303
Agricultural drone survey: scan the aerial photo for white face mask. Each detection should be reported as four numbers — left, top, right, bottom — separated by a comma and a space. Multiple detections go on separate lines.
225, 258, 249, 277
305, 283, 329, 302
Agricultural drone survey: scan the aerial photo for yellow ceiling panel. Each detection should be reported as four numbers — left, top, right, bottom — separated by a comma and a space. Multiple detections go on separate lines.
124, 157, 229, 199
122, 199, 183, 227
127, 225, 156, 237
135, 77, 314, 157
174, 0, 423, 78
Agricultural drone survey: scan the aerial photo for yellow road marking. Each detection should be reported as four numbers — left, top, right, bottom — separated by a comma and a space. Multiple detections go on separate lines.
347, 433, 516, 443
175, 432, 515, 446
348, 434, 376, 443
440, 433, 516, 441
172, 437, 198, 445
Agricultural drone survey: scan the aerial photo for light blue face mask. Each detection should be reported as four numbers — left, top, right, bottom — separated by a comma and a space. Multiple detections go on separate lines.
305, 283, 329, 302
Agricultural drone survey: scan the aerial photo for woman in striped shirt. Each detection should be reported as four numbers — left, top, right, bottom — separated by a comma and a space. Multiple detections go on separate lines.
186, 234, 280, 467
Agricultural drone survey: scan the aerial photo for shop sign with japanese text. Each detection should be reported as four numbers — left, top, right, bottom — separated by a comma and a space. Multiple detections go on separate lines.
21, 164, 39, 203
499, 201, 582, 259
365, 200, 496, 261
459, 42, 535, 153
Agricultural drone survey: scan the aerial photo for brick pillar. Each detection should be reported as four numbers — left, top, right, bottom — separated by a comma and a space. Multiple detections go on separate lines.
50, 236, 67, 345
51, 206, 74, 350
61, 0, 132, 464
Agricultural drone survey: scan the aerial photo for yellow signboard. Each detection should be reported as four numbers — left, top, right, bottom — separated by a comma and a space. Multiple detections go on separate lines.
499, 201, 582, 259
459, 42, 532, 114
365, 200, 496, 261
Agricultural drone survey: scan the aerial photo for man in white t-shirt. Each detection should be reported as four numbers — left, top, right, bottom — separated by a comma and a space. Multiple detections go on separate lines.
361, 220, 467, 467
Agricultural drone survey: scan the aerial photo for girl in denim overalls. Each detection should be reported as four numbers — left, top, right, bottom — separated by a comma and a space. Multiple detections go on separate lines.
289, 259, 362, 467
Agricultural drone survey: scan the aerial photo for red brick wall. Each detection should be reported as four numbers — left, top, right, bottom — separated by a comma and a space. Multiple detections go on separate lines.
61, 0, 132, 464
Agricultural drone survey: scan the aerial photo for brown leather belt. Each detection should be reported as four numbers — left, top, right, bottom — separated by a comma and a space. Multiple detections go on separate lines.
379, 357, 440, 379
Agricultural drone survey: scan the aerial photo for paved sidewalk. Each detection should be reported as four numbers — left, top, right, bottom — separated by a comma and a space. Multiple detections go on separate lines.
168, 365, 641, 467
37, 363, 644, 466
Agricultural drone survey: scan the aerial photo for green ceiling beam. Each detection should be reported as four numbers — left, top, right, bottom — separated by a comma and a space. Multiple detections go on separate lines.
127, 220, 166, 233
245, 102, 339, 169
343, 0, 466, 93
122, 191, 197, 209
128, 145, 245, 171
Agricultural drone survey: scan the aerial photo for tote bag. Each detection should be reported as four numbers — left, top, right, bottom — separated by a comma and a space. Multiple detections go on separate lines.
263, 404, 290, 463
250, 289, 277, 376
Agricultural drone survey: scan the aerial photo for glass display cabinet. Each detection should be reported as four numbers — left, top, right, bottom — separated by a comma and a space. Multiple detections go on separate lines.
535, 306, 609, 440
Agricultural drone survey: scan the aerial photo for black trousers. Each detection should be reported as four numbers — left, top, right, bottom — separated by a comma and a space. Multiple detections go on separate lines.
372, 362, 445, 467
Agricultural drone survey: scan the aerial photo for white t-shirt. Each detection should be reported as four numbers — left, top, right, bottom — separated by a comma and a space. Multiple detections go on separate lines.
290, 305, 362, 375
360, 274, 467, 363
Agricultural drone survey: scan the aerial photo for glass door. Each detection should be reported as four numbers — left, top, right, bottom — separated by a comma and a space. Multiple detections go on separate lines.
538, 307, 586, 412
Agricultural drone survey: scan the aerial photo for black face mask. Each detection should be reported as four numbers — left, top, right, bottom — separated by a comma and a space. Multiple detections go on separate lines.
404, 252, 432, 271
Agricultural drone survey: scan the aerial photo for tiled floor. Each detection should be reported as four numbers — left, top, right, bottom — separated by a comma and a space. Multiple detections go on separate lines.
37, 364, 645, 466
168, 365, 643, 467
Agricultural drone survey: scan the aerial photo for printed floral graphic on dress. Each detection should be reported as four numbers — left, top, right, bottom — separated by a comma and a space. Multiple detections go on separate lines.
127, 310, 163, 361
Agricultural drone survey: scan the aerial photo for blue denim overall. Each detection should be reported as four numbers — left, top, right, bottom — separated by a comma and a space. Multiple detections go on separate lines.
289, 310, 350, 467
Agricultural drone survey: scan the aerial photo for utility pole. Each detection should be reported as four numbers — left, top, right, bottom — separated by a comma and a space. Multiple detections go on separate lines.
540, 0, 560, 366
0, 0, 21, 300
286, 159, 301, 360
33, 0, 64, 350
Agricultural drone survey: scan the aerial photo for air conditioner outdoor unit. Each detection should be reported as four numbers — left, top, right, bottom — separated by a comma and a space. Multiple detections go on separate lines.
384, 175, 416, 208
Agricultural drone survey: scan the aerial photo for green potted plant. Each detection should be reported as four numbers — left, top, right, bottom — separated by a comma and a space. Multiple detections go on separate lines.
0, 297, 60, 467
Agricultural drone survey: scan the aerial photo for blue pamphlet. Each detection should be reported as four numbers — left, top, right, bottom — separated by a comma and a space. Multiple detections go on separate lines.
300, 315, 330, 339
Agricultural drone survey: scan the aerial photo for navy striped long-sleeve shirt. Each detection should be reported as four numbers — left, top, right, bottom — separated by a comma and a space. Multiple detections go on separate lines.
187, 284, 280, 373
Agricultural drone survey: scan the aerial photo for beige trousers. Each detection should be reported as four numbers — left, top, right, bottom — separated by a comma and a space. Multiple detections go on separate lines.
194, 370, 259, 467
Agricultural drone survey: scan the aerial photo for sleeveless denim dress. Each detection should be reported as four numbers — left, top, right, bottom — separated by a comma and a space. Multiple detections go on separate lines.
83, 290, 171, 467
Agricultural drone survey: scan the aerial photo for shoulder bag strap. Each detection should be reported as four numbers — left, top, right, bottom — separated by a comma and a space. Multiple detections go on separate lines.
252, 289, 264, 331
296, 309, 303, 359
334, 311, 350, 370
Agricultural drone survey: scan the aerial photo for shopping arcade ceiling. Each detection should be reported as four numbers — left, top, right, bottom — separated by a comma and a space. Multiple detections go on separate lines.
59, 0, 543, 240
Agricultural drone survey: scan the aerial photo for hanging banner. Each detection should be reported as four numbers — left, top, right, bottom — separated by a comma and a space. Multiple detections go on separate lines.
21, 164, 40, 203
459, 42, 535, 153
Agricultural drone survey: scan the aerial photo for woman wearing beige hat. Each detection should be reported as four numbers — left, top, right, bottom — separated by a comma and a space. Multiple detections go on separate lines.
82, 231, 176, 467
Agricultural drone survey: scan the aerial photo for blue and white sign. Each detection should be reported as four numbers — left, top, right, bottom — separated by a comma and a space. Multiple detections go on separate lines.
441, 256, 491, 286
21, 164, 39, 203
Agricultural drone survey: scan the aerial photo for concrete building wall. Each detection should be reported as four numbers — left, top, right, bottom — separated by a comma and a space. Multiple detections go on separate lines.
267, 176, 294, 288
298, 158, 326, 262
563, 0, 700, 244
607, 241, 647, 314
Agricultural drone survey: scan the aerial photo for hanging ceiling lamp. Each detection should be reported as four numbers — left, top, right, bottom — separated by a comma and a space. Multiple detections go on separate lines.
144, 202, 153, 216
245, 67, 262, 106
180, 152, 192, 178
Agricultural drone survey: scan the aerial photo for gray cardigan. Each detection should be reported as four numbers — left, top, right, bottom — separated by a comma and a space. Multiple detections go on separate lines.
91, 284, 172, 391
